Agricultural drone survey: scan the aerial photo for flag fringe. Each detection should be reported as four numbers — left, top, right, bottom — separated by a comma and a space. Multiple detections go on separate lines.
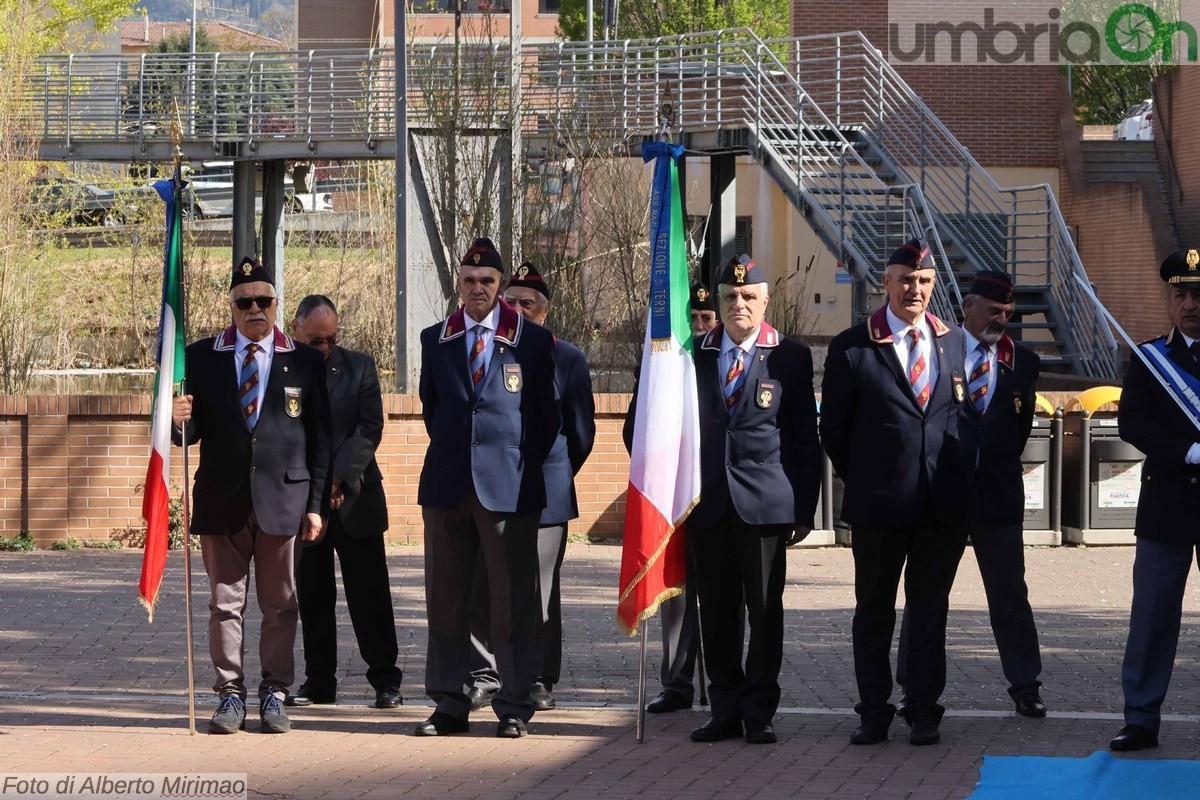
616, 585, 683, 637
650, 338, 672, 353
616, 492, 700, 635
138, 591, 158, 624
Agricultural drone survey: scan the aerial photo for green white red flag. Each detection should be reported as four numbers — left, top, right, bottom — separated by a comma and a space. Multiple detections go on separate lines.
139, 171, 186, 621
617, 142, 701, 635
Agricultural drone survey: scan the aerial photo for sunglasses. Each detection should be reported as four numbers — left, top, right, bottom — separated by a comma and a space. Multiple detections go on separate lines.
233, 295, 276, 311
307, 335, 338, 346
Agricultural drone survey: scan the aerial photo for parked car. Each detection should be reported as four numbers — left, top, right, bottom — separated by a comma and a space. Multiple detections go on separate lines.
1114, 99, 1153, 141
184, 162, 333, 218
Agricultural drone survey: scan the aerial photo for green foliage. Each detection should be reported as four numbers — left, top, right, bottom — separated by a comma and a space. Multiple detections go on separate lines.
167, 496, 189, 550
50, 538, 81, 550
557, 0, 788, 41
85, 539, 124, 549
0, 531, 35, 552
0, 0, 137, 54
1069, 64, 1161, 125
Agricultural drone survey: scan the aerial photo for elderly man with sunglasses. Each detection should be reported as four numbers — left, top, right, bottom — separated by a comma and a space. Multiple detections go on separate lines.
172, 257, 331, 736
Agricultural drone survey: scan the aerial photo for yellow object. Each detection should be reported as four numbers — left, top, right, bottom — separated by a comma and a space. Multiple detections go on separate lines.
1034, 393, 1056, 416
1065, 385, 1123, 414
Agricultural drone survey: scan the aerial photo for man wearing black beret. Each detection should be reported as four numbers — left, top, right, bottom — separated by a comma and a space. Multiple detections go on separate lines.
1111, 248, 1200, 752
172, 257, 332, 735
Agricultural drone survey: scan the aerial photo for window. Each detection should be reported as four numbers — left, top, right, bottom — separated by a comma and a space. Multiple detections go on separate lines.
539, 0, 561, 12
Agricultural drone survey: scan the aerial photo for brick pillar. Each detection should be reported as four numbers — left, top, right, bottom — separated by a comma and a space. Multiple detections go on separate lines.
26, 396, 70, 544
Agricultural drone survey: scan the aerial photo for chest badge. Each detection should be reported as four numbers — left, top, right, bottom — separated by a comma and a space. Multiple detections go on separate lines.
755, 379, 777, 410
1014, 396, 1023, 413
952, 376, 965, 404
284, 386, 302, 418
503, 363, 523, 393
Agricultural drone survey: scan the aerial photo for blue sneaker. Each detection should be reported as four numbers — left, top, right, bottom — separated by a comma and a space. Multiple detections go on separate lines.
259, 694, 291, 734
208, 694, 246, 735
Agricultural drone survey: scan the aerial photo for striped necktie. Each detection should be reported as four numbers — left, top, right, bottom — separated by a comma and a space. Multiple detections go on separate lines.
723, 348, 746, 414
469, 325, 489, 394
969, 343, 991, 412
907, 328, 930, 411
239, 343, 261, 430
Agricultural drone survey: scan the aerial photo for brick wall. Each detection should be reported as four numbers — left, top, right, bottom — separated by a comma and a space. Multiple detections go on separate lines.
0, 394, 632, 547
1156, 70, 1200, 249
791, 0, 1062, 167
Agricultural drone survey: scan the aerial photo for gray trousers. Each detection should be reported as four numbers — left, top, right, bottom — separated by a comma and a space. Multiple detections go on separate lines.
470, 523, 568, 691
423, 493, 541, 722
1122, 538, 1200, 734
200, 516, 301, 703
658, 552, 700, 701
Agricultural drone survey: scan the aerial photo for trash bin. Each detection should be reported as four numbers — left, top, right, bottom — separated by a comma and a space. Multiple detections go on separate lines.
1020, 410, 1063, 545
1061, 410, 1145, 545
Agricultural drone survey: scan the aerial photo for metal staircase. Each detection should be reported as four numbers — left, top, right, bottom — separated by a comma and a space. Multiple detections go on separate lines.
22, 29, 1118, 376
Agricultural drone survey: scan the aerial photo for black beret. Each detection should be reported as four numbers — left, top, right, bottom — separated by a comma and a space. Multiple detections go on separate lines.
1160, 248, 1200, 285
230, 256, 273, 289
461, 237, 504, 272
968, 270, 1014, 304
690, 282, 716, 312
716, 254, 767, 287
508, 261, 550, 300
887, 238, 935, 270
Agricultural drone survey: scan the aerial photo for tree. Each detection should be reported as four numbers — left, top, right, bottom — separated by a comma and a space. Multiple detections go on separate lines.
557, 0, 789, 42
1069, 65, 1161, 124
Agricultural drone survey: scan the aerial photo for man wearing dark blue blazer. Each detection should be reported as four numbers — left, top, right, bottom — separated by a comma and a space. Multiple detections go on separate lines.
468, 262, 596, 712
1111, 248, 1200, 752
821, 239, 969, 747
687, 256, 821, 745
416, 237, 559, 740
172, 258, 331, 736
898, 271, 1046, 719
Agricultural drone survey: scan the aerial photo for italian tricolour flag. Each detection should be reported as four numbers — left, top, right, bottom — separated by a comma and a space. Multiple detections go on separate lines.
139, 172, 186, 621
617, 142, 701, 635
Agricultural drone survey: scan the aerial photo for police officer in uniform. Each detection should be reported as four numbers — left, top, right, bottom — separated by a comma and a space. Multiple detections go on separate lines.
1111, 248, 1200, 752
821, 239, 969, 747
623, 282, 719, 713
416, 238, 559, 739
687, 256, 821, 745
467, 261, 596, 712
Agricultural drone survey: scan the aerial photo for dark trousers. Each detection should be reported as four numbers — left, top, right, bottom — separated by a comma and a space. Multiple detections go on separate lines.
658, 554, 701, 701
691, 509, 787, 723
898, 519, 1042, 698
1121, 538, 1200, 734
851, 519, 967, 727
295, 514, 402, 694
469, 523, 568, 691
423, 493, 541, 722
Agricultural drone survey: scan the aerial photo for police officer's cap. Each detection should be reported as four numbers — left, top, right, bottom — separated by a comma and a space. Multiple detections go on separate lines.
690, 282, 717, 312
1160, 248, 1200, 285
230, 256, 273, 289
716, 254, 766, 287
461, 237, 504, 272
968, 270, 1014, 304
508, 261, 551, 301
887, 238, 935, 270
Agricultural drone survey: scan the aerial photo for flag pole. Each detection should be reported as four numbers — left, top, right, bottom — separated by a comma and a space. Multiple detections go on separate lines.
169, 112, 198, 735
636, 621, 648, 743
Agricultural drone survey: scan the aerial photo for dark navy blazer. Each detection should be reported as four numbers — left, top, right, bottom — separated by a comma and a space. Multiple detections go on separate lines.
690, 322, 822, 529
541, 338, 596, 526
326, 346, 388, 539
176, 326, 332, 537
820, 307, 969, 529
957, 334, 1040, 526
417, 300, 559, 515
1119, 328, 1200, 545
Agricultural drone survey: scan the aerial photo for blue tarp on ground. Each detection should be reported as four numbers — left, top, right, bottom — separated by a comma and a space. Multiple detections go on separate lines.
969, 752, 1200, 800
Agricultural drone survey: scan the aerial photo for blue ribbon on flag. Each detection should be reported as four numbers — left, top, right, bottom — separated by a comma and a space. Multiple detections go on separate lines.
642, 141, 685, 342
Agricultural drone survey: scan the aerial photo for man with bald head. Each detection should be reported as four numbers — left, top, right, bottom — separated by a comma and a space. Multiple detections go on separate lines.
289, 295, 403, 711
821, 239, 969, 747
172, 257, 331, 735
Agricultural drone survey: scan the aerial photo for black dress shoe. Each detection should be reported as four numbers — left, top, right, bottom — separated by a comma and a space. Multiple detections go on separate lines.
468, 686, 496, 712
1014, 692, 1047, 718
414, 712, 469, 737
373, 687, 403, 709
1110, 724, 1158, 752
744, 719, 777, 744
497, 715, 528, 738
850, 723, 889, 745
909, 722, 941, 746
647, 691, 693, 714
530, 682, 556, 711
690, 717, 743, 742
285, 685, 336, 707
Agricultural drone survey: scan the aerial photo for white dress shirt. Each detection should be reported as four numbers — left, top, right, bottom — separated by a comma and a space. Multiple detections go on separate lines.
886, 306, 938, 388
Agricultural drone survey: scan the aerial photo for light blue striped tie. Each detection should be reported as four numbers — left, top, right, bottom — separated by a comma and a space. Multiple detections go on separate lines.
907, 329, 930, 410
239, 343, 260, 430
968, 343, 990, 412
723, 349, 745, 415
469, 325, 488, 396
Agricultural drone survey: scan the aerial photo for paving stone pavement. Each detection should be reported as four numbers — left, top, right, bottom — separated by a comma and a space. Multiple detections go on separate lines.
2, 544, 1200, 799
